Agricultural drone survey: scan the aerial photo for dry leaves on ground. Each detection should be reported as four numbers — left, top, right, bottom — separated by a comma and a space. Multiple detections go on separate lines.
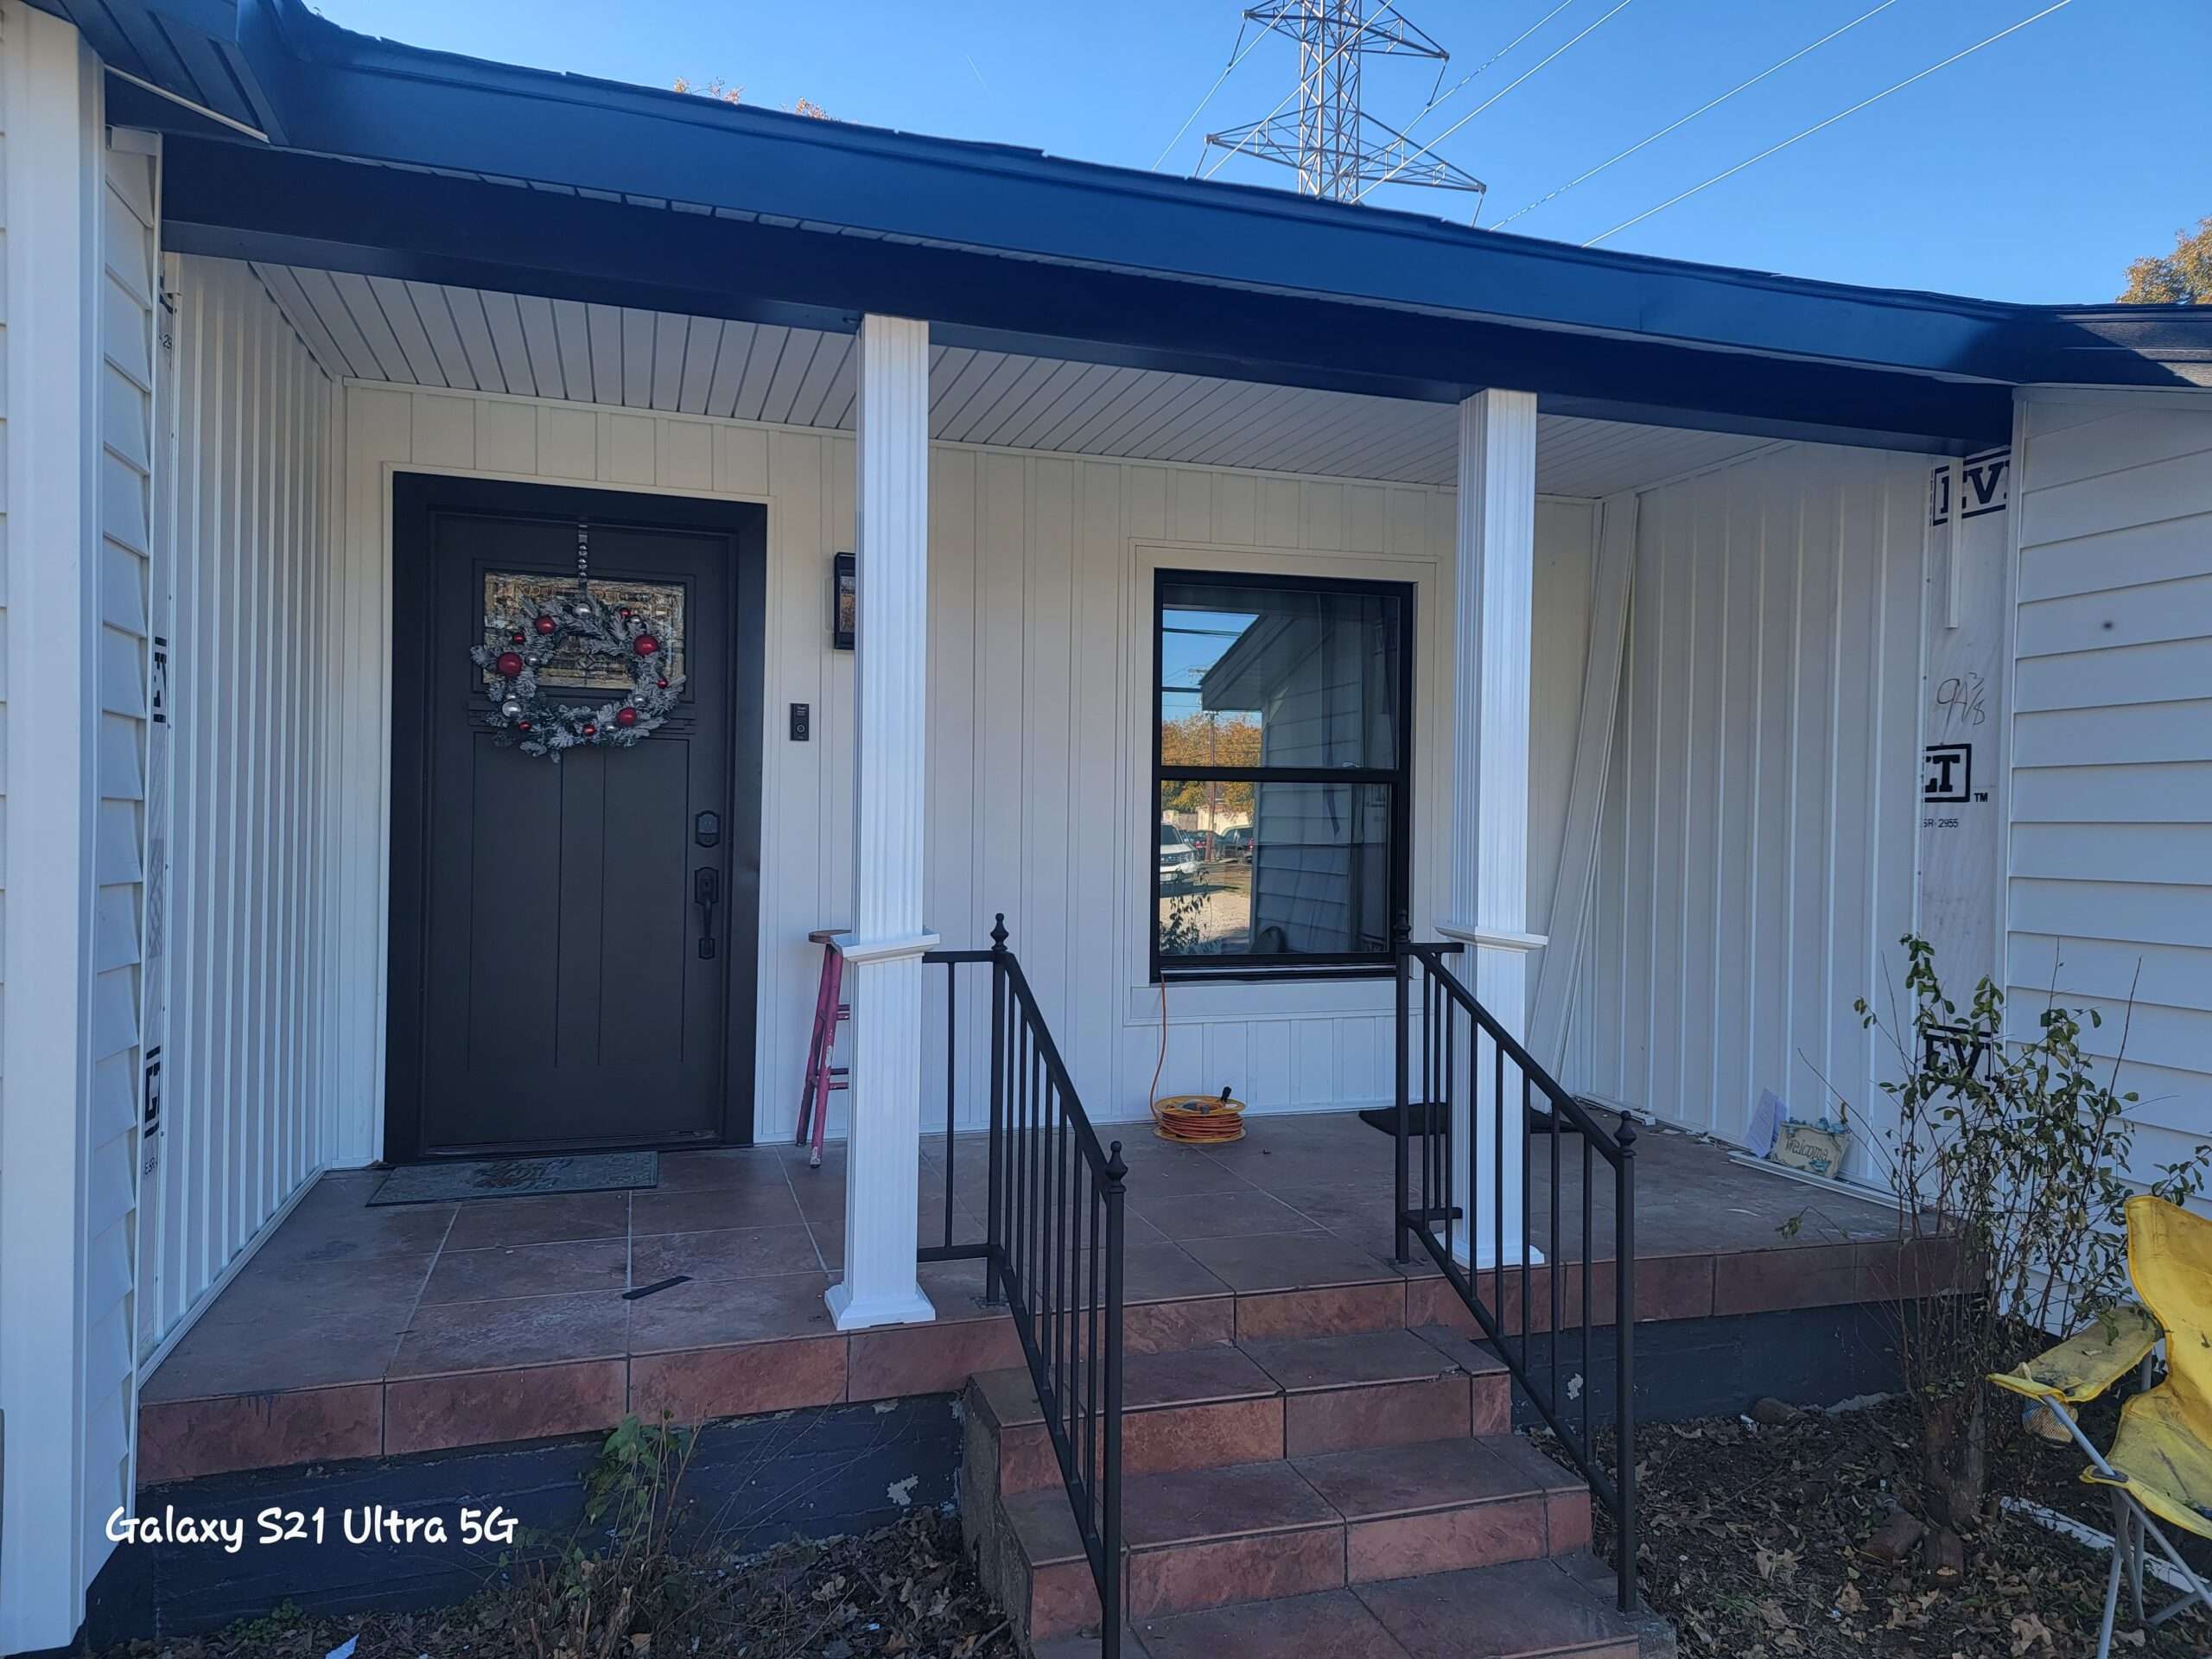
100, 1510, 1017, 1659
1552, 1396, 2210, 1659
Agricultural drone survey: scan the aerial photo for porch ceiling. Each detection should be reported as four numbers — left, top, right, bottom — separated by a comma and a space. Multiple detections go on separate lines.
253, 264, 1770, 498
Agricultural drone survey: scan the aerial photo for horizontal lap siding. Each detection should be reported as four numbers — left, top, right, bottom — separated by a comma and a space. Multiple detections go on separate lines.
336, 385, 1597, 1150
145, 257, 340, 1352
1576, 444, 1924, 1149
90, 143, 156, 1560
2011, 391, 2212, 1181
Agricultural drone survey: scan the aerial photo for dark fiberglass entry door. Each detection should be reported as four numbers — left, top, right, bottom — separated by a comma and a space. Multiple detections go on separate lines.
388, 478, 764, 1159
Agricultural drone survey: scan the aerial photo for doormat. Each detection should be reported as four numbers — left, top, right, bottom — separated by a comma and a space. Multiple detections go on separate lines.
369, 1152, 659, 1206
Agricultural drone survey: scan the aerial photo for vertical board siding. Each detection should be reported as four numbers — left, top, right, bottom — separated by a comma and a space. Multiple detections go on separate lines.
1573, 444, 1926, 1151
334, 381, 1599, 1152
90, 138, 155, 1557
143, 256, 339, 1352
2011, 391, 2212, 1182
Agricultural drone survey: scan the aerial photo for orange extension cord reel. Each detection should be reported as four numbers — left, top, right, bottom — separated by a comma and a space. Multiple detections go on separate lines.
1150, 1087, 1248, 1145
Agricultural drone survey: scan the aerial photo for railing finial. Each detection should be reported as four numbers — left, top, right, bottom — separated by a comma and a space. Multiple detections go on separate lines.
1616, 1112, 1639, 1149
1391, 909, 1412, 947
989, 912, 1010, 952
1105, 1139, 1128, 1185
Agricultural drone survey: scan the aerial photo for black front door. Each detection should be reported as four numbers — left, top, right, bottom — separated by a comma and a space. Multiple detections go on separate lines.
387, 476, 765, 1159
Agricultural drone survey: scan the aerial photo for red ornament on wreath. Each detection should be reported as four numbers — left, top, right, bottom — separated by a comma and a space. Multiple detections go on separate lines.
633, 633, 661, 658
534, 614, 557, 635
496, 651, 525, 678
615, 707, 639, 728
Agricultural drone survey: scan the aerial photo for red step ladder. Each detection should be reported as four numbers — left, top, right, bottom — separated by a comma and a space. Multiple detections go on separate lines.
795, 928, 849, 1168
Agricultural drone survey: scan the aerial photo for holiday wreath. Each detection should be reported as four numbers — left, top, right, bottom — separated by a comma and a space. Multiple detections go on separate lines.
470, 520, 686, 759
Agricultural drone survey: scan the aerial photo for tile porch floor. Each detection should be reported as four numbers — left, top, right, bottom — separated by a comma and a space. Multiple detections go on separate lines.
139, 1111, 1910, 1485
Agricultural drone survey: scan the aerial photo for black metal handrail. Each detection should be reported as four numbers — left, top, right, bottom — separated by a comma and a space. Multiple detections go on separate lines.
1394, 924, 1639, 1615
922, 918, 1125, 1656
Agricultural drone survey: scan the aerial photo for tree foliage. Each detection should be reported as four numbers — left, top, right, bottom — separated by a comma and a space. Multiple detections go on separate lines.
672, 77, 830, 119
1853, 937, 2209, 1576
2119, 216, 2212, 303
1159, 713, 1261, 815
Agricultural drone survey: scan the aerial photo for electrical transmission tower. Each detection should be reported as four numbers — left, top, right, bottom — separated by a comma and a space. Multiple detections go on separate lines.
1206, 1, 1484, 207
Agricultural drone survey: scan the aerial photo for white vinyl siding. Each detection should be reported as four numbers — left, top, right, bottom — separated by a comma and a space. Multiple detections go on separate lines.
0, 12, 13, 1417
1571, 443, 1928, 1154
137, 255, 341, 1355
0, 10, 150, 1644
86, 131, 156, 1566
2008, 390, 2212, 1184
334, 385, 1599, 1150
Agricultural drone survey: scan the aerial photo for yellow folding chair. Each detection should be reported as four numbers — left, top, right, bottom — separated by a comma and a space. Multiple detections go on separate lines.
1991, 1195, 2212, 1659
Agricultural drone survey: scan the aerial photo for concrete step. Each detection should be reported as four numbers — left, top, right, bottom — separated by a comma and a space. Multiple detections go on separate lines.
994, 1433, 1590, 1643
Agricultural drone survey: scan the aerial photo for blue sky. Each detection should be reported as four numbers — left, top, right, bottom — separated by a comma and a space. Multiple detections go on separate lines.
313, 0, 2207, 303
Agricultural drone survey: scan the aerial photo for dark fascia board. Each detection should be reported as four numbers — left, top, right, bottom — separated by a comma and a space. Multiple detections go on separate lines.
219, 0, 2133, 393
29, 0, 283, 138
160, 137, 2018, 453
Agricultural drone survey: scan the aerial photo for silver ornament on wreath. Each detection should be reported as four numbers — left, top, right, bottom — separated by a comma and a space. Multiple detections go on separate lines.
468, 518, 685, 760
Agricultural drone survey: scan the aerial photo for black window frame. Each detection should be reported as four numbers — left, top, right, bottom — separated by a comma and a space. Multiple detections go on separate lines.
1150, 567, 1414, 982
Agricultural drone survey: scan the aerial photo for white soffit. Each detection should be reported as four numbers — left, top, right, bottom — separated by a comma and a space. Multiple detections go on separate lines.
253, 263, 1774, 498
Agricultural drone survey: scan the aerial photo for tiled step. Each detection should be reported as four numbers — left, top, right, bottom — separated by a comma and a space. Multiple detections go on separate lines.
1293, 1433, 1590, 1585
1241, 1326, 1510, 1455
994, 1433, 1588, 1642
970, 1344, 1284, 1497
968, 1327, 1510, 1500
1135, 1554, 1644, 1659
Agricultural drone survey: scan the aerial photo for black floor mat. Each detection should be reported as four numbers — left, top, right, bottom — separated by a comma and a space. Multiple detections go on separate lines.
1357, 1101, 1450, 1137
370, 1152, 659, 1205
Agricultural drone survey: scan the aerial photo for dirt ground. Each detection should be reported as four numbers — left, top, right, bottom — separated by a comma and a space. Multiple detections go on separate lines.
98, 1510, 1019, 1659
103, 1397, 2212, 1659
1570, 1393, 2210, 1659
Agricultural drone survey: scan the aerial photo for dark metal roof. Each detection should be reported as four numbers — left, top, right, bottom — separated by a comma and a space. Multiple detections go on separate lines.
82, 0, 2212, 453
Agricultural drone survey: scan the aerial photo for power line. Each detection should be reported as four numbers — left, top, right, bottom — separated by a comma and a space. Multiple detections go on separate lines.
1492, 0, 1904, 230
1389, 0, 1580, 147
1153, 24, 1268, 170
1352, 0, 1639, 201
1585, 0, 2075, 246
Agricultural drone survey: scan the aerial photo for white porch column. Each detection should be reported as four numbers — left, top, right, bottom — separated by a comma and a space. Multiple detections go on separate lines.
1441, 387, 1545, 1269
830, 315, 939, 1332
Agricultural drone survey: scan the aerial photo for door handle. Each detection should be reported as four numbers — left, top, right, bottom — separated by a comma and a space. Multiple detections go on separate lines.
694, 867, 721, 960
